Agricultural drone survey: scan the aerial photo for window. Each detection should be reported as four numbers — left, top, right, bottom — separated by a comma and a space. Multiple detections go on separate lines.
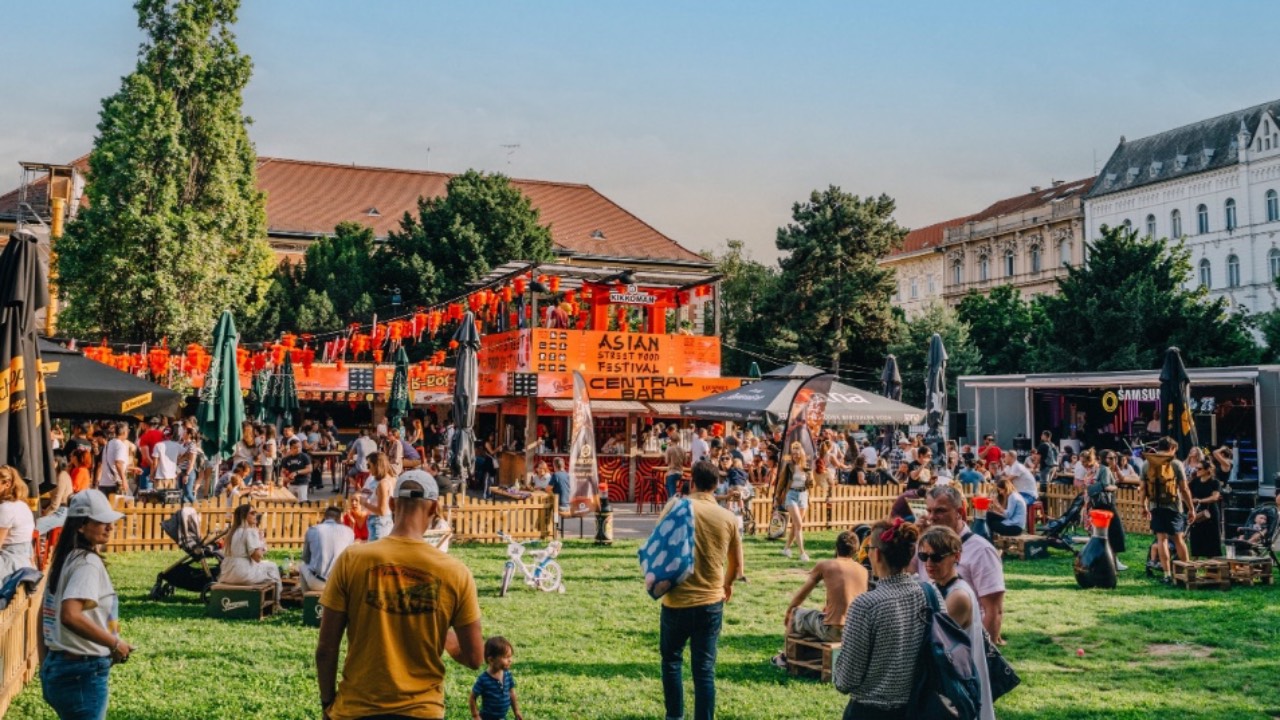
978, 255, 989, 281
1030, 245, 1041, 273
1004, 250, 1015, 277
927, 274, 936, 295
1267, 190, 1279, 222
1145, 214, 1157, 238
1227, 254, 1241, 288
1225, 198, 1237, 231
1199, 258, 1212, 288
1270, 248, 1280, 279
952, 260, 962, 285
1171, 209, 1182, 238
910, 277, 918, 299
1197, 204, 1209, 234
1059, 240, 1071, 266
1122, 219, 1133, 232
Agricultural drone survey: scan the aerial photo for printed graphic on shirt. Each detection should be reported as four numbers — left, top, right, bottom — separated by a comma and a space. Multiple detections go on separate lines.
363, 563, 441, 615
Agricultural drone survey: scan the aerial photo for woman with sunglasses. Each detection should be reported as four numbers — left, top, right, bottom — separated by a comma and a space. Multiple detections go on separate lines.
833, 518, 927, 720
919, 525, 995, 720
218, 504, 282, 600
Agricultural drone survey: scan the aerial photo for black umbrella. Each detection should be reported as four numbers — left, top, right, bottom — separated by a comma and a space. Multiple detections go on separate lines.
924, 333, 949, 463
39, 340, 181, 417
387, 346, 411, 432
1158, 346, 1198, 460
880, 354, 903, 401
449, 312, 481, 485
0, 230, 55, 495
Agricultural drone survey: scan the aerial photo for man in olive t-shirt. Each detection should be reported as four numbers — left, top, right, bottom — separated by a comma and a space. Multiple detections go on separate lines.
658, 460, 743, 720
317, 470, 484, 720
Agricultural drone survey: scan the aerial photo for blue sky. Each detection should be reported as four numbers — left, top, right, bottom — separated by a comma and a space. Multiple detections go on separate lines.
3, 1, 1275, 261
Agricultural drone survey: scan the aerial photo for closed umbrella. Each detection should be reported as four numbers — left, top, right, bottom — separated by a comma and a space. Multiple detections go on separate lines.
880, 354, 903, 448
248, 370, 268, 423
387, 346, 411, 432
197, 310, 245, 465
269, 350, 300, 429
924, 334, 949, 463
748, 361, 762, 380
0, 230, 55, 495
449, 312, 481, 486
1158, 346, 1198, 460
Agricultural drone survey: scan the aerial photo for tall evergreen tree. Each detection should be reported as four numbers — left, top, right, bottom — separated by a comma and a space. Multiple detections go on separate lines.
956, 285, 1047, 375
1038, 225, 1259, 371
887, 302, 982, 408
57, 0, 273, 343
762, 187, 906, 377
381, 170, 554, 306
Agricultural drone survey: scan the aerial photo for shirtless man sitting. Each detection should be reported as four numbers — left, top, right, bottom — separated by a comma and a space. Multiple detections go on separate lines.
771, 530, 868, 667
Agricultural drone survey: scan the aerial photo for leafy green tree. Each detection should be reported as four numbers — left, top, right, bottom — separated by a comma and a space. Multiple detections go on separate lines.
760, 187, 906, 377
1038, 225, 1259, 372
382, 170, 553, 306
703, 240, 779, 375
1258, 309, 1280, 363
956, 285, 1048, 375
887, 302, 982, 408
57, 0, 273, 343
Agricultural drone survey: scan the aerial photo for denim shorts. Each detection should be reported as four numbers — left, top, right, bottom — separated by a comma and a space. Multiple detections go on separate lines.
785, 489, 809, 510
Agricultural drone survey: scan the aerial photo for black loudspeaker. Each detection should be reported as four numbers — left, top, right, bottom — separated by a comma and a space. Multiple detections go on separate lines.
948, 412, 968, 439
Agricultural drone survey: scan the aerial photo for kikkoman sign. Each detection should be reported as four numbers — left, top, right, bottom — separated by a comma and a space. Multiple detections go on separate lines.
608, 284, 656, 305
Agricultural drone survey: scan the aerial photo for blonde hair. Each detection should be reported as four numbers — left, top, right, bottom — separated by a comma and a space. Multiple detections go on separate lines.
788, 441, 808, 467
0, 466, 27, 502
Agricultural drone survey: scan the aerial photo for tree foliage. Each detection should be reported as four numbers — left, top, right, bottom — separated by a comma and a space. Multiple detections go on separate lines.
758, 187, 906, 377
887, 302, 982, 408
57, 0, 273, 343
703, 240, 779, 375
956, 285, 1049, 375
1037, 225, 1259, 372
382, 170, 554, 307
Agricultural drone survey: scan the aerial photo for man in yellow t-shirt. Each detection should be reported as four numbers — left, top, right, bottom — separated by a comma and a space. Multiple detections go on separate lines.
658, 460, 743, 720
317, 470, 484, 720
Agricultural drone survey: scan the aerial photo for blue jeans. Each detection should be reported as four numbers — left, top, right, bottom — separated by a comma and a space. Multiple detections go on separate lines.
660, 602, 723, 720
137, 466, 152, 492
665, 473, 682, 501
368, 515, 393, 541
42, 653, 111, 720
180, 470, 197, 503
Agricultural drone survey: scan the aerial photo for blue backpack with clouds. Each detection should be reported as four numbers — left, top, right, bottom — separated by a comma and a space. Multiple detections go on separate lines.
638, 498, 696, 600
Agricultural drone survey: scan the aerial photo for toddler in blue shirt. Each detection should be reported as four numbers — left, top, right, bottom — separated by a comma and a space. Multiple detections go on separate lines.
470, 636, 522, 720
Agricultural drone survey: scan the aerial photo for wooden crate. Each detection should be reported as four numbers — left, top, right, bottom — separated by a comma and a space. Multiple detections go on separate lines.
1172, 560, 1231, 590
206, 583, 279, 620
1226, 557, 1274, 586
995, 534, 1050, 560
302, 592, 324, 627
784, 634, 841, 683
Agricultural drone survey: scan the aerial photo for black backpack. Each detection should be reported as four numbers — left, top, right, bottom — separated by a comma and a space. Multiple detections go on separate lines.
907, 580, 983, 720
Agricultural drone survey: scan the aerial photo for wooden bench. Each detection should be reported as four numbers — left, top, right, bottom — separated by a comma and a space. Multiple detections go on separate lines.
784, 634, 841, 683
302, 591, 324, 627
995, 534, 1050, 560
205, 582, 279, 620
1225, 557, 1273, 586
1172, 560, 1231, 590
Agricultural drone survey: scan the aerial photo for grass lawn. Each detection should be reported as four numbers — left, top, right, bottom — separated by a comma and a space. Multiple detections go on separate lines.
12, 532, 1280, 719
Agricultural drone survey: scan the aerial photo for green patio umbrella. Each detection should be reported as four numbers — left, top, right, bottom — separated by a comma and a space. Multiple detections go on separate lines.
248, 370, 268, 423
269, 350, 301, 429
198, 310, 245, 465
387, 346, 411, 432
748, 361, 762, 379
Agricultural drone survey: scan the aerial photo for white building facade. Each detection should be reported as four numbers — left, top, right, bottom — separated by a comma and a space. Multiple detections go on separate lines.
1086, 99, 1280, 314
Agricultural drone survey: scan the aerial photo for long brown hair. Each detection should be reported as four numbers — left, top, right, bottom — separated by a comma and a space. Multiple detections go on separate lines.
0, 465, 28, 503
368, 452, 393, 481
226, 504, 256, 538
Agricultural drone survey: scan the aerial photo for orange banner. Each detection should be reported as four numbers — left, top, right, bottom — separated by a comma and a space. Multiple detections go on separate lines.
479, 329, 721, 377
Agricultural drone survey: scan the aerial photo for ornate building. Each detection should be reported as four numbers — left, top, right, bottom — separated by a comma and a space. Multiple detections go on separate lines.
940, 178, 1093, 306
880, 216, 970, 317
1085, 99, 1280, 314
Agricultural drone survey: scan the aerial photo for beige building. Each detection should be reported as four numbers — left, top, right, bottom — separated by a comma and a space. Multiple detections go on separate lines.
881, 216, 971, 317
940, 178, 1094, 306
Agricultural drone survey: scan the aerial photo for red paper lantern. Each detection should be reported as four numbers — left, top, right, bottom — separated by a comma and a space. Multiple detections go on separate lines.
448, 339, 459, 350
548, 276, 560, 293
502, 286, 513, 303
373, 349, 383, 364
513, 276, 527, 295
336, 358, 345, 373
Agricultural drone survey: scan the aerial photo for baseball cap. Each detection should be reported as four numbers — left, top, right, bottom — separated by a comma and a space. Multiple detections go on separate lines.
68, 489, 124, 524
393, 469, 439, 500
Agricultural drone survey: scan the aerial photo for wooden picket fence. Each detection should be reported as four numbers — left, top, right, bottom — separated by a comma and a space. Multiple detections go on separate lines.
1044, 482, 1146, 531
103, 492, 557, 552
0, 577, 45, 718
746, 484, 922, 534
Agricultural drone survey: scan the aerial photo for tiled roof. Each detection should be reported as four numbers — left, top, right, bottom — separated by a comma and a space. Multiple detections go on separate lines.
1086, 98, 1280, 199
885, 215, 973, 258
969, 177, 1094, 220
2, 155, 707, 265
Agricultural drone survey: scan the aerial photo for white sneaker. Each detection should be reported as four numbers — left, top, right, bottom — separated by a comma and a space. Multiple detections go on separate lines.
782, 548, 792, 559
800, 553, 811, 562
1116, 561, 1129, 571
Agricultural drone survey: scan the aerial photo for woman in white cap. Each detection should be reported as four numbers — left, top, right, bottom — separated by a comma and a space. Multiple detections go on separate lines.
39, 488, 134, 720
219, 504, 283, 600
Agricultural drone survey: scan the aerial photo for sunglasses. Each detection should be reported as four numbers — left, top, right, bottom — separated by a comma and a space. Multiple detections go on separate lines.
917, 551, 953, 564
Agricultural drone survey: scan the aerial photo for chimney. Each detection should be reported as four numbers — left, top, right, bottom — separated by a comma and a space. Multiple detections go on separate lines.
1051, 179, 1064, 187
1030, 186, 1042, 193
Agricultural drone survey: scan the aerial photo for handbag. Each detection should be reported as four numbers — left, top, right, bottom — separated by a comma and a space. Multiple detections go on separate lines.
983, 630, 1021, 701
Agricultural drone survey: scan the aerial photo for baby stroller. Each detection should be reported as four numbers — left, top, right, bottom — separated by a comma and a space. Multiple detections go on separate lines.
1038, 491, 1086, 554
1226, 504, 1279, 564
148, 507, 225, 602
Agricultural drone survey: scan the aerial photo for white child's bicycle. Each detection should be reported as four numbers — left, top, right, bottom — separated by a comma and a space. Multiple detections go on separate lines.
498, 531, 565, 596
